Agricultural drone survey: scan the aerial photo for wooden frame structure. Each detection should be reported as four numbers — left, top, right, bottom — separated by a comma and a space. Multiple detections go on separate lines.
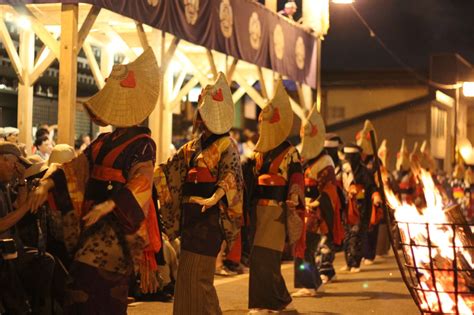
0, 3, 316, 162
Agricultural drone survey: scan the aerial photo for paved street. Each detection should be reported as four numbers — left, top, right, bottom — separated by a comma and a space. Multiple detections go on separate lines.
128, 252, 419, 315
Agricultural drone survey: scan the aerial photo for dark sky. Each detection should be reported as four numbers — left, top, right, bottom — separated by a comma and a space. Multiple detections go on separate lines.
321, 0, 474, 71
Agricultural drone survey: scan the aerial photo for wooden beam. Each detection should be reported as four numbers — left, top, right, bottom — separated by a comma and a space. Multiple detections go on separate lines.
57, 3, 78, 145
161, 36, 180, 73
0, 16, 24, 84
289, 96, 307, 122
169, 75, 200, 111
103, 25, 137, 61
206, 49, 218, 78
15, 5, 60, 58
30, 7, 99, 85
233, 72, 266, 108
83, 41, 104, 89
30, 50, 55, 84
135, 21, 150, 49
296, 82, 306, 111
17, 27, 35, 152
77, 5, 101, 49
226, 57, 238, 84
168, 69, 187, 109
257, 66, 268, 100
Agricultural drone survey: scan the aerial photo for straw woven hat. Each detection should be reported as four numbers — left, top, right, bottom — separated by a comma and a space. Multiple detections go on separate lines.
197, 72, 234, 135
396, 139, 411, 171
24, 155, 48, 178
419, 140, 436, 171
255, 80, 293, 153
356, 120, 377, 155
409, 142, 421, 165
84, 48, 159, 127
300, 105, 325, 161
377, 139, 388, 167
48, 144, 76, 166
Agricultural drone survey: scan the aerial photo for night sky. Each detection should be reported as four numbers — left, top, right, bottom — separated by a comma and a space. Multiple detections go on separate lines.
321, 0, 474, 71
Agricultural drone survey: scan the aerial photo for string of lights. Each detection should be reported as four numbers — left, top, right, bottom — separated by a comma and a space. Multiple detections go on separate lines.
349, 3, 462, 90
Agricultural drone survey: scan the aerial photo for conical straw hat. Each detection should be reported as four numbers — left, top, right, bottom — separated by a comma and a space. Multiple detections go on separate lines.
84, 48, 159, 127
396, 139, 410, 171
300, 105, 325, 161
197, 72, 234, 135
409, 142, 421, 165
356, 120, 377, 155
48, 144, 76, 166
255, 80, 294, 153
377, 139, 388, 167
419, 140, 436, 171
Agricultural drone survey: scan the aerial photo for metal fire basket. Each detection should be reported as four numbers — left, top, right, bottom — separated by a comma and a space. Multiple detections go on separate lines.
392, 218, 474, 314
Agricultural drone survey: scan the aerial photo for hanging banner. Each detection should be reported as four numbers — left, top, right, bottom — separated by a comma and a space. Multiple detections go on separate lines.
1, 0, 318, 88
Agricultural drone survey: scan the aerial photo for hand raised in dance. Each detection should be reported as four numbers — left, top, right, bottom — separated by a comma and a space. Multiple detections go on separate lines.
189, 187, 225, 213
83, 200, 115, 227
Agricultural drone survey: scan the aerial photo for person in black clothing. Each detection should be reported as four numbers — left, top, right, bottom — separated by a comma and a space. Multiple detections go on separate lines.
341, 144, 381, 273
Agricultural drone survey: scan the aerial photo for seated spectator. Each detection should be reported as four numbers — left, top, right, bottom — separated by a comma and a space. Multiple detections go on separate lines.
4, 127, 19, 144
34, 136, 52, 161
0, 142, 55, 314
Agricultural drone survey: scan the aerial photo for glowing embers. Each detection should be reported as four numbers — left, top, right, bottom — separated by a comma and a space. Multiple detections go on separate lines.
385, 170, 474, 314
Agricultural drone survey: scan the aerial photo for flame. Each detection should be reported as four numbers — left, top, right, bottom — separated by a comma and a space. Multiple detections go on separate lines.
385, 169, 474, 314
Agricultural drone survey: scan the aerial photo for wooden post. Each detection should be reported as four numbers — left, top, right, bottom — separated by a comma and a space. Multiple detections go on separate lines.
57, 4, 78, 145
98, 47, 114, 134
265, 0, 278, 11
257, 66, 268, 100
17, 26, 34, 152
315, 37, 322, 113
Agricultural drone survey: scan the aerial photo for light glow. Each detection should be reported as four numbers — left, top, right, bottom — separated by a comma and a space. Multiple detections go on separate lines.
332, 0, 354, 4
16, 16, 31, 30
463, 82, 474, 97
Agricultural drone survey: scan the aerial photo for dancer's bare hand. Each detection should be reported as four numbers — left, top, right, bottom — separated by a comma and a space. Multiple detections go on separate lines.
30, 179, 54, 213
189, 196, 218, 213
83, 200, 115, 227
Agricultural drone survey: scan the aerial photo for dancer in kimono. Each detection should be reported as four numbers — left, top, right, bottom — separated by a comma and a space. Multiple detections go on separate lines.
247, 81, 305, 313
392, 139, 417, 203
341, 144, 381, 273
154, 72, 243, 315
355, 121, 383, 265
293, 107, 344, 298
324, 133, 344, 186
30, 49, 162, 314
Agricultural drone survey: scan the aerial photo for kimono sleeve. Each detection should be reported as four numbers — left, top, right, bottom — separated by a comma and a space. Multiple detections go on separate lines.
111, 138, 156, 234
216, 141, 244, 218
153, 145, 188, 239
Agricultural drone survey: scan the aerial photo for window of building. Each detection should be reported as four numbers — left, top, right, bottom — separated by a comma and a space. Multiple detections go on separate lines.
431, 106, 447, 139
406, 111, 427, 135
328, 106, 345, 121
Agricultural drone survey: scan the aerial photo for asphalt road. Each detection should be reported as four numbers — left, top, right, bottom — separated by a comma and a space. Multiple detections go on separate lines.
128, 252, 419, 315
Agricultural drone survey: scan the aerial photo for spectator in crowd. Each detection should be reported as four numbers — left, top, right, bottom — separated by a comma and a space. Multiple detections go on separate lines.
79, 134, 91, 152
34, 136, 52, 161
278, 1, 298, 21
0, 142, 55, 314
0, 128, 5, 142
4, 127, 19, 144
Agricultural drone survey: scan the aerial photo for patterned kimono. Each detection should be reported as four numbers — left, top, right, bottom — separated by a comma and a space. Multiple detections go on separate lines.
248, 141, 305, 310
302, 153, 344, 282
154, 133, 243, 315
342, 162, 379, 268
47, 127, 160, 314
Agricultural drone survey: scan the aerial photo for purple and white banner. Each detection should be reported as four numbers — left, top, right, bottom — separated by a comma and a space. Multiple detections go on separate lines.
1, 0, 318, 87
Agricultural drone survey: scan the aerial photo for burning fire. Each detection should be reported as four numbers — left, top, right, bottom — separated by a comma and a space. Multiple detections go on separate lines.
385, 170, 474, 314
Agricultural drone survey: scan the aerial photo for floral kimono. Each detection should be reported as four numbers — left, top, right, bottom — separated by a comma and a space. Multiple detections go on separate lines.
47, 126, 160, 314
248, 141, 305, 310
303, 152, 344, 282
154, 133, 243, 315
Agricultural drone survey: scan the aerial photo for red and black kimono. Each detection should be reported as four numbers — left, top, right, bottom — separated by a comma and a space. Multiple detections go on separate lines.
47, 127, 161, 314
248, 141, 305, 310
304, 152, 344, 282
